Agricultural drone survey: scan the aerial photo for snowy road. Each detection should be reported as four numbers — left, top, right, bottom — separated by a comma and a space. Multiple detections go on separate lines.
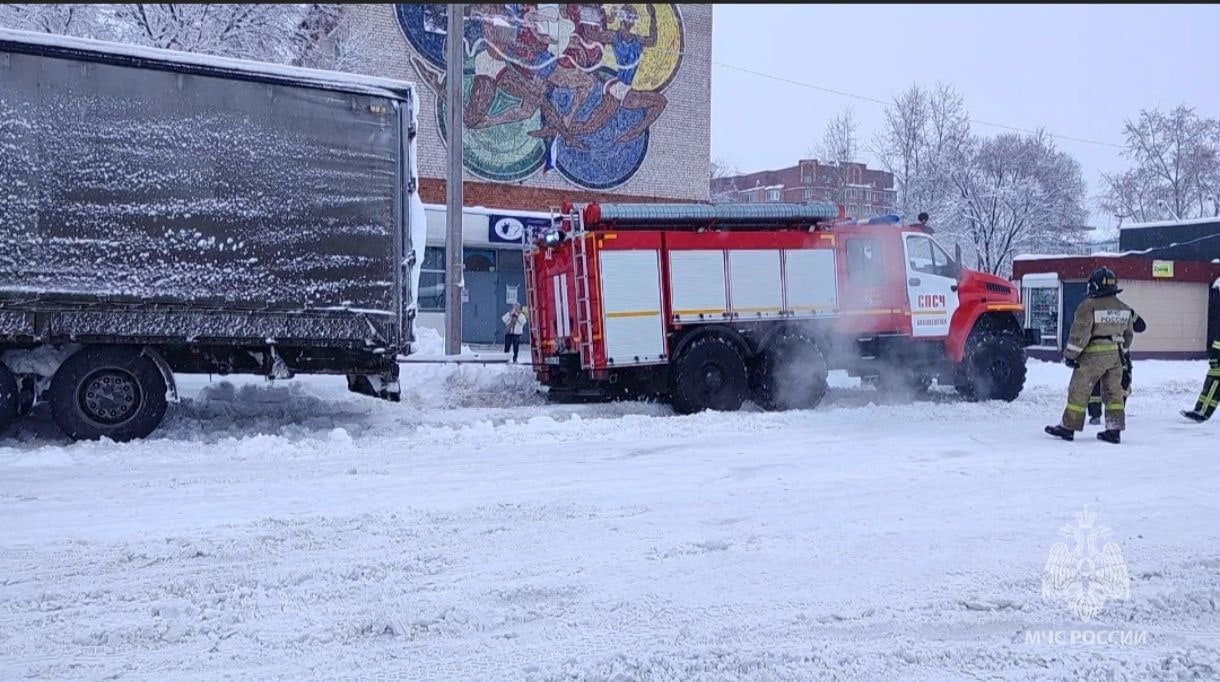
2, 360, 1218, 680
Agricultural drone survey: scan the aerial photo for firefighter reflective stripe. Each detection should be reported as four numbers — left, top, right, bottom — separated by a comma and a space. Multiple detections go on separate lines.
1200, 381, 1219, 408
1083, 342, 1119, 353
1066, 343, 1084, 354
1066, 403, 1087, 413
1106, 403, 1125, 411
1088, 395, 1102, 404
1213, 340, 1220, 351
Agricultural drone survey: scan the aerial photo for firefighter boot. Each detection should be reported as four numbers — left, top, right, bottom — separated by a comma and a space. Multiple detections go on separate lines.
1181, 410, 1207, 423
1045, 425, 1074, 441
1089, 416, 1102, 426
1097, 429, 1121, 445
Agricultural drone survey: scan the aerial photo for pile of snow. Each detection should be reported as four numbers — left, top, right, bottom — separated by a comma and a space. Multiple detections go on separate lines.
410, 326, 473, 356
399, 362, 546, 410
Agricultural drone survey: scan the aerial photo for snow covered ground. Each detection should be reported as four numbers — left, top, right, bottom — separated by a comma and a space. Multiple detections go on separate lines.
1, 359, 1218, 680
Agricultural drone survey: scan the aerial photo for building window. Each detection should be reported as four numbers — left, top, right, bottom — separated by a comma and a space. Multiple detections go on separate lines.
419, 247, 446, 311
846, 238, 886, 287
803, 188, 813, 201
767, 189, 781, 202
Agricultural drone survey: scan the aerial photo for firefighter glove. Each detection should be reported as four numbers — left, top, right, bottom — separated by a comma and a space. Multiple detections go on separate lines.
1064, 357, 1078, 369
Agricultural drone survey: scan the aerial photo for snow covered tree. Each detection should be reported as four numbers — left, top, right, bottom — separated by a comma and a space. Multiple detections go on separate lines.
709, 157, 740, 204
0, 4, 384, 74
873, 83, 971, 234
293, 6, 383, 74
0, 4, 112, 37
106, 4, 313, 62
950, 129, 1089, 276
1100, 105, 1220, 223
814, 106, 860, 206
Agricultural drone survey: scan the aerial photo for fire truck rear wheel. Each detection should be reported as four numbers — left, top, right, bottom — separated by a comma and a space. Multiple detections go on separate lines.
958, 332, 1026, 402
669, 335, 748, 415
751, 335, 829, 411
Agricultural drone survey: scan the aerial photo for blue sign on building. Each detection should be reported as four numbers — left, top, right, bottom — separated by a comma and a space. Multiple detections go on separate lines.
488, 214, 554, 247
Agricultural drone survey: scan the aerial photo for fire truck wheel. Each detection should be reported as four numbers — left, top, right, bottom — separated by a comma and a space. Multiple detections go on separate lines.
669, 335, 748, 414
751, 335, 829, 411
959, 332, 1026, 402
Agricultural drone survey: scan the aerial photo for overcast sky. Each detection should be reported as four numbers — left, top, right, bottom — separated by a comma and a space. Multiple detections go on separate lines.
710, 4, 1220, 233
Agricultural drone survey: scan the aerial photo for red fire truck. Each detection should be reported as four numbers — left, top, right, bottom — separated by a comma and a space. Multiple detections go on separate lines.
523, 202, 1038, 414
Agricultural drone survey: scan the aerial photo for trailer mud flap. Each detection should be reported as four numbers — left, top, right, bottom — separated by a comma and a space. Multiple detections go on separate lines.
141, 346, 180, 404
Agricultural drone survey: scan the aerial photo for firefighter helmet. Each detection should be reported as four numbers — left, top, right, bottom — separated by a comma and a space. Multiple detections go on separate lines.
1087, 267, 1121, 298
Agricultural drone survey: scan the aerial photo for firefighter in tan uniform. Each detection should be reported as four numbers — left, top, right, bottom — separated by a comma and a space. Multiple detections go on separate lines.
1045, 268, 1137, 444
1087, 310, 1146, 425
1181, 333, 1220, 423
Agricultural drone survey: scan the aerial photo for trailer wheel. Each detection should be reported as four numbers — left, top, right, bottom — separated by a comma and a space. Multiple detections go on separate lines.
0, 364, 19, 433
958, 332, 1026, 402
670, 335, 748, 414
751, 334, 829, 411
48, 347, 169, 442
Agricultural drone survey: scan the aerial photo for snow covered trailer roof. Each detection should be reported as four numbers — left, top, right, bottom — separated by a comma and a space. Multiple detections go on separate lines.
0, 28, 419, 354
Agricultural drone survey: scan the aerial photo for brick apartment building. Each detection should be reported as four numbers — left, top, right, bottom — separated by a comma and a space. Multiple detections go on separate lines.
711, 159, 898, 219
335, 4, 712, 343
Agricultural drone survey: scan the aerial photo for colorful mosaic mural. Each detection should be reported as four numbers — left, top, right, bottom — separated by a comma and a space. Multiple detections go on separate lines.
396, 4, 685, 190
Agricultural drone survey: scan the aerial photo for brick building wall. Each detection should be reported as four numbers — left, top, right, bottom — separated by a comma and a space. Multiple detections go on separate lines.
712, 159, 898, 218
347, 4, 712, 211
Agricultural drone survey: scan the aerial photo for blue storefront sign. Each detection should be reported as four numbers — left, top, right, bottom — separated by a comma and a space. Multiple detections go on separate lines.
488, 214, 554, 247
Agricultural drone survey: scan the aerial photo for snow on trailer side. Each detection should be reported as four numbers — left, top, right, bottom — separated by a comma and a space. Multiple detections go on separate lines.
0, 28, 418, 349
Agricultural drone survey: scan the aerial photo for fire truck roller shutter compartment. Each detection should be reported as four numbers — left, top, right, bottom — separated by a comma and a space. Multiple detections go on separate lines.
599, 250, 667, 365
668, 251, 728, 322
784, 249, 838, 317
729, 250, 784, 319
551, 273, 571, 338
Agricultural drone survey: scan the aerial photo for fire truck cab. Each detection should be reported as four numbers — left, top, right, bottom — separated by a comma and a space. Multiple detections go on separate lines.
524, 202, 1039, 414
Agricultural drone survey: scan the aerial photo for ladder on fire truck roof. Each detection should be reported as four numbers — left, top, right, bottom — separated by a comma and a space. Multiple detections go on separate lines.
571, 232, 596, 369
